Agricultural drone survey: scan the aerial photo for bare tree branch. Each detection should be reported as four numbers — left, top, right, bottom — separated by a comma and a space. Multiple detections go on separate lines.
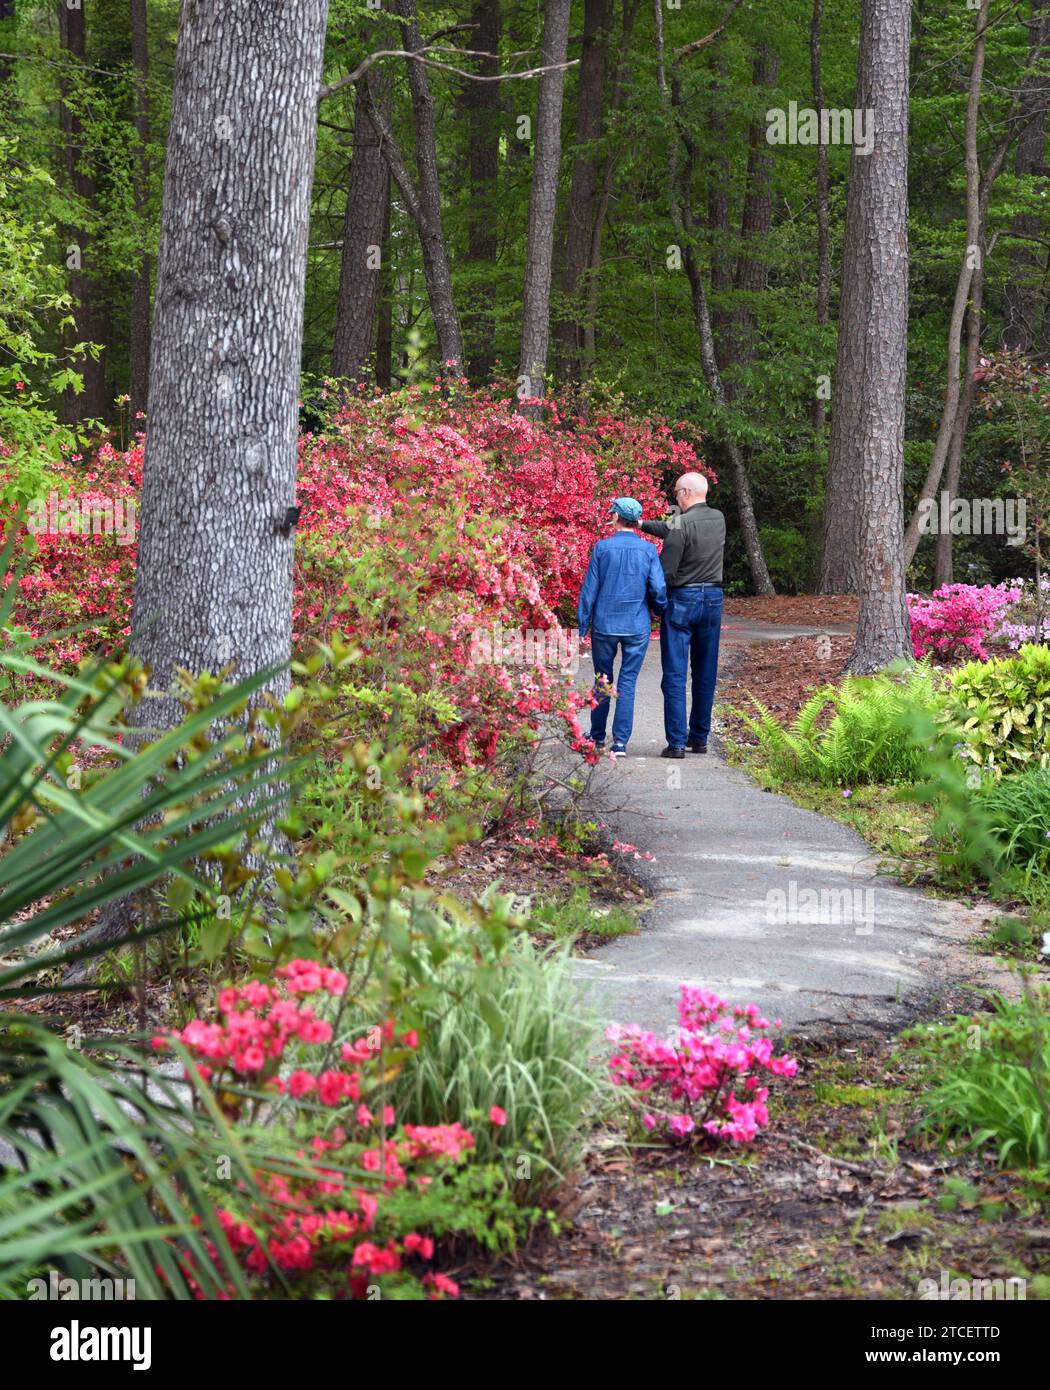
319, 47, 578, 104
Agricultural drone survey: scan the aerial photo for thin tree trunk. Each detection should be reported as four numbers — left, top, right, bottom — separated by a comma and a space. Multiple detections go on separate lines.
706, 48, 733, 351
901, 0, 989, 569
58, 0, 110, 425
375, 197, 393, 389
808, 0, 831, 581
131, 0, 328, 730
579, 0, 641, 384
656, 3, 773, 595
555, 0, 611, 384
517, 0, 571, 414
332, 67, 391, 383
843, 0, 912, 673
392, 0, 464, 377
463, 0, 501, 379
129, 0, 151, 426
723, 42, 779, 385
934, 267, 986, 587
1003, 0, 1050, 351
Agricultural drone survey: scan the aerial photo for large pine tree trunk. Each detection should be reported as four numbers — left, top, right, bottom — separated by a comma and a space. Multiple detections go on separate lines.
554, 0, 611, 384
58, 0, 110, 425
130, 0, 328, 732
517, 0, 571, 414
129, 0, 151, 426
843, 0, 912, 673
332, 70, 390, 383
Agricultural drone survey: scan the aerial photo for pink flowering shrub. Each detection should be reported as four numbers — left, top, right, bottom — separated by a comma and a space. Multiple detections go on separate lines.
907, 583, 1021, 662
152, 961, 473, 1300
606, 986, 798, 1144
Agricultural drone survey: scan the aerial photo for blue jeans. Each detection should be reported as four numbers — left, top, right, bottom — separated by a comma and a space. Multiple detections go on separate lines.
660, 586, 723, 747
589, 630, 650, 746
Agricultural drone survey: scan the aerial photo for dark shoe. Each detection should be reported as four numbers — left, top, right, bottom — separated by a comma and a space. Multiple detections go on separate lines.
688, 740, 708, 754
660, 745, 686, 759
610, 742, 627, 758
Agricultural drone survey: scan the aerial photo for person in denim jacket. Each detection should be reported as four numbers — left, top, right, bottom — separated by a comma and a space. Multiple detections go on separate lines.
577, 497, 667, 756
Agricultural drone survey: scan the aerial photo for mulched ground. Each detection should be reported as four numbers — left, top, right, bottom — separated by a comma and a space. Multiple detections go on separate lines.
717, 633, 855, 744
465, 989, 1050, 1300
724, 594, 859, 626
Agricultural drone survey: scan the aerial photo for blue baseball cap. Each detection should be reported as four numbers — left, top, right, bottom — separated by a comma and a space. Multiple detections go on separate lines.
610, 496, 642, 523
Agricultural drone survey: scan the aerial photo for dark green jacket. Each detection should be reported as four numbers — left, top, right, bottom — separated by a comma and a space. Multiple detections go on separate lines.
640, 503, 725, 587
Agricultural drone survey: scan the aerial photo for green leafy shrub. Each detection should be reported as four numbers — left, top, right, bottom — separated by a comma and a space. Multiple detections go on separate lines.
939, 643, 1050, 776
905, 988, 1050, 1172
740, 664, 939, 786
758, 525, 810, 595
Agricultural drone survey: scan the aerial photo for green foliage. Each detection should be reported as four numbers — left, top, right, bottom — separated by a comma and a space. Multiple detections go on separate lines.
757, 526, 810, 596
740, 664, 939, 786
905, 987, 1050, 1173
938, 644, 1050, 776
344, 934, 608, 1199
528, 888, 638, 943
973, 768, 1050, 905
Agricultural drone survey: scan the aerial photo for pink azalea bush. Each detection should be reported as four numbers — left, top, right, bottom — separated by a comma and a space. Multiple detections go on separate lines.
606, 986, 798, 1145
152, 961, 473, 1300
907, 582, 1021, 662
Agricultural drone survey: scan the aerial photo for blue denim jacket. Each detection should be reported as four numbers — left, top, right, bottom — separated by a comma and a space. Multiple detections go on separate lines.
577, 531, 668, 638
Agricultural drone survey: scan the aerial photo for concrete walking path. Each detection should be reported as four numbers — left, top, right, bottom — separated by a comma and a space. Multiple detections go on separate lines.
574, 618, 986, 1040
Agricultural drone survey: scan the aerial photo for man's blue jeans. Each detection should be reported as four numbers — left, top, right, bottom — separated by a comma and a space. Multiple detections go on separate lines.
589, 630, 650, 746
660, 585, 723, 747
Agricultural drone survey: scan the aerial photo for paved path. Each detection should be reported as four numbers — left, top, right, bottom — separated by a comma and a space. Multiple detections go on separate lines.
574, 619, 984, 1041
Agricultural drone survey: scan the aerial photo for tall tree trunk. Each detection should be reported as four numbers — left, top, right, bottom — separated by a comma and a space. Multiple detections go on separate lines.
842, 0, 912, 673
517, 0, 571, 414
462, 0, 501, 379
1003, 0, 1050, 351
129, 0, 151, 426
554, 0, 611, 384
706, 49, 733, 350
130, 0, 328, 732
808, 0, 831, 581
58, 0, 110, 424
332, 68, 391, 383
391, 0, 464, 376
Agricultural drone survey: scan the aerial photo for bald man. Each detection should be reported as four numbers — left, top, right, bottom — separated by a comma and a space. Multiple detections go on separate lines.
639, 472, 726, 758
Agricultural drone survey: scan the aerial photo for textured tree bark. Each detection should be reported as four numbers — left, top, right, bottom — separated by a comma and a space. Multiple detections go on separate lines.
1004, 0, 1050, 351
332, 68, 391, 383
462, 0, 501, 379
706, 48, 733, 351
130, 0, 328, 732
129, 0, 151, 426
554, 0, 611, 384
58, 0, 110, 425
841, 0, 912, 673
392, 0, 464, 376
517, 0, 571, 415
